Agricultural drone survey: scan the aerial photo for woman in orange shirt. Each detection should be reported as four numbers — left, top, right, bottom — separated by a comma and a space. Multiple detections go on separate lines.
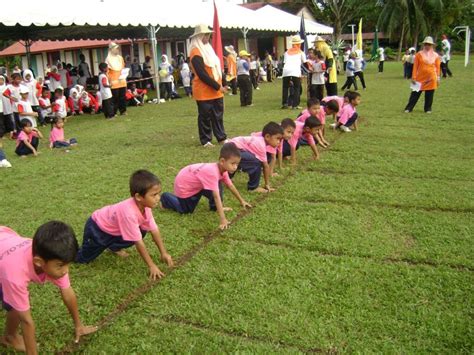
189, 24, 228, 148
225, 45, 237, 95
404, 36, 441, 113
106, 42, 127, 116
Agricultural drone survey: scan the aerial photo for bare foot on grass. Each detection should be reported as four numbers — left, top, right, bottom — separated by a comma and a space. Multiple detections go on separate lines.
1, 334, 26, 352
223, 207, 233, 212
252, 187, 269, 193
112, 250, 129, 258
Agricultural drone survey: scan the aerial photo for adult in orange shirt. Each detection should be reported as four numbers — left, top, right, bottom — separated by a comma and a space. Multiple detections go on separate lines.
189, 24, 228, 147
225, 45, 237, 95
404, 36, 441, 114
106, 42, 127, 116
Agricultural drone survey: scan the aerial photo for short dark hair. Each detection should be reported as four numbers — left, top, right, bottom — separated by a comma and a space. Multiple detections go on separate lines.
130, 169, 161, 197
32, 221, 78, 263
262, 121, 284, 136
304, 116, 322, 129
20, 118, 32, 128
307, 98, 320, 108
343, 90, 355, 99
42, 86, 50, 92
325, 100, 340, 113
348, 91, 361, 102
54, 87, 63, 95
11, 73, 21, 80
281, 118, 296, 129
53, 116, 64, 125
220, 142, 241, 160
99, 62, 108, 72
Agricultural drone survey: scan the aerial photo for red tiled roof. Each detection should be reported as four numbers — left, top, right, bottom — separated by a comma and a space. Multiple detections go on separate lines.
0, 39, 132, 57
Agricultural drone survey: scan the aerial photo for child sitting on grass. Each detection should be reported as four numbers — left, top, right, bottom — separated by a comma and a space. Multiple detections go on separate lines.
280, 116, 322, 164
38, 87, 55, 125
17, 86, 39, 128
15, 119, 43, 157
296, 98, 330, 147
160, 143, 252, 230
330, 91, 361, 132
229, 122, 283, 193
0, 221, 97, 353
52, 87, 69, 120
76, 170, 174, 280
49, 117, 77, 149
78, 90, 99, 114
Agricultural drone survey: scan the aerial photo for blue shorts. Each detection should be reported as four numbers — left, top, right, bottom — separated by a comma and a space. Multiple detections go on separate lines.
0, 286, 13, 311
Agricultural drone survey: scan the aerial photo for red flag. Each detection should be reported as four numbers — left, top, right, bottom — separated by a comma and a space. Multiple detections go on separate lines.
212, 0, 224, 70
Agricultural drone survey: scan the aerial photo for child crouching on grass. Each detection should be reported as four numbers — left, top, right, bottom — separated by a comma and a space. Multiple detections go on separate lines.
296, 98, 330, 147
49, 117, 77, 149
280, 116, 322, 165
229, 122, 283, 193
15, 119, 43, 157
0, 221, 97, 353
160, 143, 252, 230
330, 91, 361, 132
76, 170, 174, 280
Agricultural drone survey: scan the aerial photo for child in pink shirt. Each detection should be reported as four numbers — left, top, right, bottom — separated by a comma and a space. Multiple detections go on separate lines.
15, 119, 43, 157
49, 117, 77, 149
281, 116, 322, 164
296, 98, 329, 147
276, 118, 296, 170
160, 143, 251, 230
76, 170, 174, 280
330, 91, 361, 132
0, 222, 97, 353
229, 122, 283, 193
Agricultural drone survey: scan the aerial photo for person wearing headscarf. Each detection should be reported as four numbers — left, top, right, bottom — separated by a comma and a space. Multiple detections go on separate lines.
281, 35, 307, 109
106, 42, 127, 115
314, 36, 338, 96
180, 62, 192, 97
225, 45, 237, 95
21, 69, 40, 110
189, 24, 228, 147
159, 54, 174, 101
404, 36, 441, 113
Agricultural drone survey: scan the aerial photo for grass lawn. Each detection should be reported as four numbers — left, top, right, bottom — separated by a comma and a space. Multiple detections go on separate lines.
0, 56, 473, 353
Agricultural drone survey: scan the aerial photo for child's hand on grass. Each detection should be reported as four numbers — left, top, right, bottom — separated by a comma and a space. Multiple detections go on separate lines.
219, 218, 230, 230
74, 324, 98, 343
149, 264, 165, 280
161, 253, 174, 267
241, 201, 252, 209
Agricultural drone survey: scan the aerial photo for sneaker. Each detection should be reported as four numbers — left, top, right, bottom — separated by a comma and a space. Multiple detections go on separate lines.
425, 111, 432, 114
203, 142, 214, 148
329, 123, 337, 128
404, 110, 410, 113
256, 87, 260, 90
0, 159, 12, 168
339, 125, 351, 132
281, 105, 288, 109
228, 93, 234, 96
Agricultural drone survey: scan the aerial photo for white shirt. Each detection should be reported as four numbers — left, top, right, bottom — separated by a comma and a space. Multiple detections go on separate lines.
345, 59, 355, 77
38, 97, 52, 117
22, 80, 39, 106
98, 73, 112, 100
282, 51, 306, 77
378, 48, 385, 61
354, 58, 364, 72
442, 39, 451, 61
311, 61, 325, 85
54, 96, 68, 119
249, 60, 257, 70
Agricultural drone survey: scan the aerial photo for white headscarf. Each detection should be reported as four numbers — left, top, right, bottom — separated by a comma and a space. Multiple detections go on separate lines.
22, 69, 35, 82
189, 34, 221, 81
106, 46, 124, 71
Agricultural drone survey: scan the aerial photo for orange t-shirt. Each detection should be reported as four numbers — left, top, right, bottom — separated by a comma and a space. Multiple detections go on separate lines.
412, 52, 441, 91
226, 55, 237, 79
107, 57, 127, 89
190, 48, 223, 101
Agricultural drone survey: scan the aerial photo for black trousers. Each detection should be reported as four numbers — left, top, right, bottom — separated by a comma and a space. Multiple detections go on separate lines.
15, 136, 39, 156
326, 82, 338, 96
160, 82, 173, 100
229, 78, 237, 95
441, 60, 453, 78
405, 90, 435, 112
102, 98, 114, 118
354, 71, 366, 89
378, 61, 384, 72
112, 87, 127, 115
196, 98, 227, 145
237, 75, 253, 106
249, 69, 258, 89
341, 76, 358, 90
282, 76, 301, 108
309, 84, 324, 101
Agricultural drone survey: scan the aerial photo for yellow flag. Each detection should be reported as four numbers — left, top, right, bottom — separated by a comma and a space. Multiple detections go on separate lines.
356, 18, 363, 50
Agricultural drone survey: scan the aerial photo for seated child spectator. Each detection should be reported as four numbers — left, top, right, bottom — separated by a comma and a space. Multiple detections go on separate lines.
17, 86, 39, 128
76, 170, 174, 280
95, 90, 102, 112
15, 119, 43, 157
3, 73, 22, 132
52, 87, 69, 120
49, 117, 77, 149
0, 222, 97, 353
330, 91, 361, 132
98, 63, 114, 119
21, 70, 41, 113
78, 90, 98, 114
180, 62, 192, 97
46, 66, 61, 92
0, 75, 16, 138
126, 84, 147, 106
160, 143, 251, 230
0, 145, 12, 168
38, 87, 55, 125
229, 122, 283, 193
281, 116, 322, 164
67, 88, 82, 115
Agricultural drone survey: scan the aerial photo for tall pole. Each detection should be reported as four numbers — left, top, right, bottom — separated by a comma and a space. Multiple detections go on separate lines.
148, 25, 161, 102
349, 24, 356, 49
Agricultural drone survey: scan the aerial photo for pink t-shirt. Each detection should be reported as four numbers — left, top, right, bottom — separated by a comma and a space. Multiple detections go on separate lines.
322, 96, 344, 111
289, 121, 315, 148
251, 131, 276, 155
338, 104, 356, 125
229, 135, 267, 162
92, 198, 158, 242
16, 130, 37, 147
49, 127, 65, 143
296, 109, 326, 125
0, 227, 70, 312
174, 163, 233, 199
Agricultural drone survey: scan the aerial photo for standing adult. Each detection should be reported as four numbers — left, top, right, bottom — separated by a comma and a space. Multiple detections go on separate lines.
189, 24, 228, 148
105, 42, 127, 116
159, 55, 174, 101
377, 47, 385, 73
314, 36, 338, 96
224, 45, 237, 95
441, 34, 453, 78
404, 36, 441, 114
264, 51, 273, 82
237, 50, 253, 107
281, 35, 306, 109
77, 54, 91, 87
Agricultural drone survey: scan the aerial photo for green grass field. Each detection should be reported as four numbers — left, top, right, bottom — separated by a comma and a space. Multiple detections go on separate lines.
0, 57, 473, 353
